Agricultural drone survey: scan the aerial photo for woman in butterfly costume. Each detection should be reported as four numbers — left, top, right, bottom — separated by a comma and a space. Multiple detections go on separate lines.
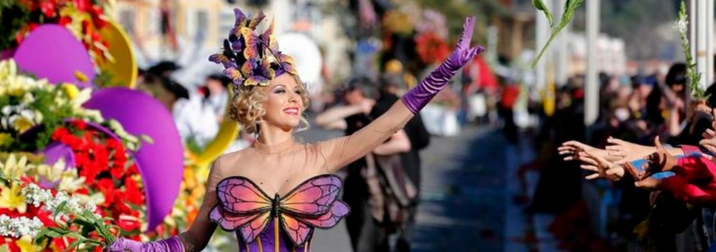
108, 8, 483, 252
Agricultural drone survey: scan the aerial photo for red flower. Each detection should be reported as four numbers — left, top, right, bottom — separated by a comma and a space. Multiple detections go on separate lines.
124, 177, 144, 205
58, 16, 72, 26
51, 127, 70, 141
113, 194, 131, 216
52, 236, 76, 251
127, 164, 139, 174
109, 166, 125, 180
117, 213, 141, 231
415, 32, 450, 65
97, 178, 115, 194
6, 240, 20, 252
39, 0, 57, 18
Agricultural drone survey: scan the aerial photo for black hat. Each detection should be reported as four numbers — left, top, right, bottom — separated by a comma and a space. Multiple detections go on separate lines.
148, 61, 181, 75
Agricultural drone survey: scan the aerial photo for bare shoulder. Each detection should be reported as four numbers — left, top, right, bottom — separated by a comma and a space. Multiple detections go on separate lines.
211, 148, 248, 173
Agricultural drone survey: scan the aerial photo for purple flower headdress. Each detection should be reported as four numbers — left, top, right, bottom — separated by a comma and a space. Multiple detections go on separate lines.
208, 8, 297, 92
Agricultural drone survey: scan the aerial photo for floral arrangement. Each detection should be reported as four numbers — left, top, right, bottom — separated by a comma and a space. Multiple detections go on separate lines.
0, 58, 167, 250
0, 154, 116, 251
0, 0, 113, 63
0, 59, 141, 153
415, 32, 450, 65
49, 120, 147, 238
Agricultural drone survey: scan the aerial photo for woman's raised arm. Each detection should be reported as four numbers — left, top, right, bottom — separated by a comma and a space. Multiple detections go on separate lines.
318, 16, 483, 172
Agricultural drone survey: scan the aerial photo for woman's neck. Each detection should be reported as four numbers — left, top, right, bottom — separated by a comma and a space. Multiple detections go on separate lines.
253, 126, 295, 154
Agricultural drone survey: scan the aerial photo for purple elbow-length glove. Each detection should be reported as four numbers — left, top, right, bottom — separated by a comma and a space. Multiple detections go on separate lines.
106, 236, 184, 252
402, 16, 484, 114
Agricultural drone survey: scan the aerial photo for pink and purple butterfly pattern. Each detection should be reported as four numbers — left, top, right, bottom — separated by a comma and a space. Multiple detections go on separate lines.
209, 174, 350, 246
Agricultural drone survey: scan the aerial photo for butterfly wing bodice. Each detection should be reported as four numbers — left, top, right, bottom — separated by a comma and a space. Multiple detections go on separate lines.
209, 174, 350, 249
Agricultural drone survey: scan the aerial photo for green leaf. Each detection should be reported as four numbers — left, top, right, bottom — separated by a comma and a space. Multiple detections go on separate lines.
66, 232, 85, 240
531, 0, 586, 68
53, 200, 68, 221
44, 229, 66, 238
65, 239, 85, 252
33, 228, 49, 243
72, 216, 95, 226
81, 209, 99, 223
532, 0, 554, 27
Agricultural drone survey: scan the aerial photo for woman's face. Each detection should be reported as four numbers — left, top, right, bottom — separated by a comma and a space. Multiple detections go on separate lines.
260, 73, 305, 130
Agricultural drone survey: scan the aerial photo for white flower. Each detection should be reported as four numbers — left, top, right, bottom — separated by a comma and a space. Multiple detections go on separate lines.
21, 182, 98, 220
674, 19, 688, 34
20, 92, 35, 105
0, 154, 30, 180
0, 215, 43, 238
1, 106, 11, 116
71, 88, 93, 109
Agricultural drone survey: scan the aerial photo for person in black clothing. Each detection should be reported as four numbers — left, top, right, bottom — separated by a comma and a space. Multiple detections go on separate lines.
315, 77, 412, 252
376, 73, 431, 251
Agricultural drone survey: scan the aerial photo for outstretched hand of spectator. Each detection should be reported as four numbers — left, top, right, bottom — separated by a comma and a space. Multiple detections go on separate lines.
637, 136, 678, 180
558, 141, 615, 162
577, 150, 625, 181
605, 137, 656, 164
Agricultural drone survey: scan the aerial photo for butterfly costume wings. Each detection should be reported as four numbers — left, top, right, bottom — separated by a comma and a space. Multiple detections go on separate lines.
209, 174, 351, 246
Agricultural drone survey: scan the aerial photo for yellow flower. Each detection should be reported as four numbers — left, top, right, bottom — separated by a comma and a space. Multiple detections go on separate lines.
12, 116, 34, 134
0, 183, 26, 213
36, 158, 66, 182
0, 133, 11, 148
59, 5, 91, 40
74, 71, 88, 83
0, 154, 30, 179
17, 235, 45, 252
62, 83, 80, 99
183, 168, 197, 189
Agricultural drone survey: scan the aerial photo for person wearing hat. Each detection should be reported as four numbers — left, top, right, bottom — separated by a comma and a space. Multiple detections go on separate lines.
148, 61, 181, 78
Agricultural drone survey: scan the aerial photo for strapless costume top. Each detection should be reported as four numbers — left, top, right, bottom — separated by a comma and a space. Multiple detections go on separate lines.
209, 174, 350, 252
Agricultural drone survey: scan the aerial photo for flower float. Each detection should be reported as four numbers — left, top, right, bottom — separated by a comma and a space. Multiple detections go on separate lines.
0, 3, 241, 250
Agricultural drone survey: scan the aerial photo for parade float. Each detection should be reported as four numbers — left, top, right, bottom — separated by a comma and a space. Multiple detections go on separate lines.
0, 1, 237, 250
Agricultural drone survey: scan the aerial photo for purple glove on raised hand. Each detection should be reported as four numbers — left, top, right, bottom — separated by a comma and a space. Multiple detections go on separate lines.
106, 236, 184, 252
401, 16, 484, 114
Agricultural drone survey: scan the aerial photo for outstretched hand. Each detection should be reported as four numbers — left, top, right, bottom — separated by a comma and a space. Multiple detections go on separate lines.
637, 136, 678, 180
401, 16, 484, 115
447, 17, 485, 68
605, 137, 655, 164
577, 150, 624, 181
558, 140, 614, 162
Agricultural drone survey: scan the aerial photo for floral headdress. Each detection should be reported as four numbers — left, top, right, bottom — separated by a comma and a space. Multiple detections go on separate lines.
208, 8, 297, 92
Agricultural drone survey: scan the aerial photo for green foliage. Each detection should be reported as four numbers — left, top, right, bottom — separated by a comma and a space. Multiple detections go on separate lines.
0, 86, 76, 152
0, 2, 29, 50
675, 0, 707, 100
531, 0, 585, 68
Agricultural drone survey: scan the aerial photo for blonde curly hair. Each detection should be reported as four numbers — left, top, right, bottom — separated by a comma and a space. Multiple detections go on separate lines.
228, 74, 310, 134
